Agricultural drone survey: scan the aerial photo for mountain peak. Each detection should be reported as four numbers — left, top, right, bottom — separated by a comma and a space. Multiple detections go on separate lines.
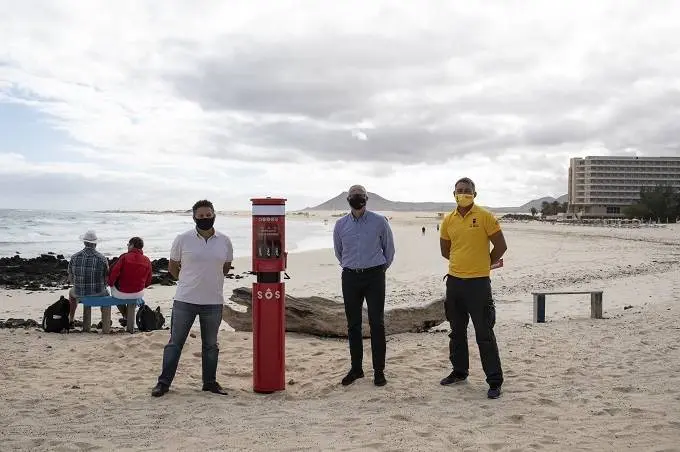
304, 192, 568, 212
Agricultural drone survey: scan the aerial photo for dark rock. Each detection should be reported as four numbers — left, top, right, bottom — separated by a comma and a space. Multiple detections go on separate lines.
0, 255, 69, 290
0, 254, 176, 290
39, 254, 58, 262
624, 305, 634, 310
25, 282, 42, 291
0, 318, 40, 329
152, 258, 169, 272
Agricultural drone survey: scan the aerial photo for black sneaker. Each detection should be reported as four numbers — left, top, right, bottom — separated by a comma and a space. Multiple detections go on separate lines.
440, 371, 468, 385
374, 370, 387, 387
341, 369, 364, 386
202, 381, 228, 395
151, 383, 169, 397
487, 386, 502, 399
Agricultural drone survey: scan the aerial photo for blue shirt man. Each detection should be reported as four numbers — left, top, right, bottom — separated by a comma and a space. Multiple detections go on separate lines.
332, 184, 395, 387
333, 211, 395, 270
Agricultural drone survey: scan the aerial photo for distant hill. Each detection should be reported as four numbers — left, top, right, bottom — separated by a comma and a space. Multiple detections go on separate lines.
304, 192, 456, 212
495, 194, 568, 213
304, 192, 568, 213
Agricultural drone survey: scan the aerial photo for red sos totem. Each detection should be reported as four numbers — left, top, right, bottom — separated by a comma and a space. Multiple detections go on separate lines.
250, 197, 287, 393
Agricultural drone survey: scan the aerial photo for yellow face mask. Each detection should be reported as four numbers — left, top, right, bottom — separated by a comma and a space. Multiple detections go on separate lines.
455, 193, 474, 207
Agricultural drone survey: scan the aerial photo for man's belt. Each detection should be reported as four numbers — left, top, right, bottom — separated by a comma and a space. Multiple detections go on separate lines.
343, 265, 384, 273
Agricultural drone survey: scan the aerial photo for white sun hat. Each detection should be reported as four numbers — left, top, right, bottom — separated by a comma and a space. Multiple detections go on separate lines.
79, 230, 98, 244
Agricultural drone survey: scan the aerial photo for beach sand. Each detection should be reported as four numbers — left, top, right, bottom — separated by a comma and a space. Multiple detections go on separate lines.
1, 216, 679, 451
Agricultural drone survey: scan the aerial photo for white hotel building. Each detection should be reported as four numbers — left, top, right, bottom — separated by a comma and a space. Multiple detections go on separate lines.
568, 156, 680, 218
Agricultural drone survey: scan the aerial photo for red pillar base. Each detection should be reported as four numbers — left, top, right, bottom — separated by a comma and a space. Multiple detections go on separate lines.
252, 282, 286, 393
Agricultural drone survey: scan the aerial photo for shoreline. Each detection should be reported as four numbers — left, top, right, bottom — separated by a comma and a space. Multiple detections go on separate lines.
2, 221, 679, 325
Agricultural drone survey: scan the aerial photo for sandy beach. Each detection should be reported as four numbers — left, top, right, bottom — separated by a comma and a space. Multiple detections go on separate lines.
1, 214, 679, 451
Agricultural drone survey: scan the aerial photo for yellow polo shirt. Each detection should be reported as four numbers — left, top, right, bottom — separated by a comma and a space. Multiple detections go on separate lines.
440, 204, 501, 278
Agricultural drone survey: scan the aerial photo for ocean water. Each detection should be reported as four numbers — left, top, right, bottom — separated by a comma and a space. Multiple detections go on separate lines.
0, 209, 334, 259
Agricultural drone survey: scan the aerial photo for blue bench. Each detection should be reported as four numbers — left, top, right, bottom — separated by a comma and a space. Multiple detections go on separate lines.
80, 296, 145, 333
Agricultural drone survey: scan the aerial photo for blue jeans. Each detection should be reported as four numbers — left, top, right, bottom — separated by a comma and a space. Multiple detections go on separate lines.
158, 300, 223, 386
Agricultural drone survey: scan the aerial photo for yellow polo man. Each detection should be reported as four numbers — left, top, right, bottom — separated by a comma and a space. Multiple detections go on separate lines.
439, 177, 507, 399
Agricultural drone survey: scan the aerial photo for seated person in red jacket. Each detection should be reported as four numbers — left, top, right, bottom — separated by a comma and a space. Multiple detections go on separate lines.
108, 237, 153, 318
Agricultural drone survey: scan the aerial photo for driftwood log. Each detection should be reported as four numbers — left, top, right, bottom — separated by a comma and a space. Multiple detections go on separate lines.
223, 287, 447, 338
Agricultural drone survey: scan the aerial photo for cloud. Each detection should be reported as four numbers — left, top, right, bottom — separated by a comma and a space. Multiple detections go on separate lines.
351, 130, 367, 141
0, 0, 679, 209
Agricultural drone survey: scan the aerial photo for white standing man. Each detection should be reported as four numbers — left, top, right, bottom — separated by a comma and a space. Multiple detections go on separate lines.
152, 199, 233, 397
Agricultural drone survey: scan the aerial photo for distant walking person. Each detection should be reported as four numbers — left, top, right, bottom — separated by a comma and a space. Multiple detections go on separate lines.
421, 226, 426, 235
333, 185, 395, 387
439, 177, 507, 399
152, 200, 233, 397
67, 230, 109, 324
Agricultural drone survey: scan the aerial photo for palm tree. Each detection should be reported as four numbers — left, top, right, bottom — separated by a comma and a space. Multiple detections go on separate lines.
530, 207, 538, 217
540, 201, 551, 217
551, 200, 560, 215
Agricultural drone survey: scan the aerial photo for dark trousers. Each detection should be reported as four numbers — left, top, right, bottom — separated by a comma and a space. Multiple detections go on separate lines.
445, 276, 503, 387
341, 268, 386, 371
158, 300, 223, 387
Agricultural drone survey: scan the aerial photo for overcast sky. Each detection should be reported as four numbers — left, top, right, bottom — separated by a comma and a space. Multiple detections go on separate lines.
1, 0, 679, 211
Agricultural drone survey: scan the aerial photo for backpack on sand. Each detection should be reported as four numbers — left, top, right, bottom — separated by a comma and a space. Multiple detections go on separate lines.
136, 305, 165, 332
42, 296, 70, 333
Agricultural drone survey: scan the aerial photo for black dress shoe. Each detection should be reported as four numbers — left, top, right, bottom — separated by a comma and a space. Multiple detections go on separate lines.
151, 383, 169, 397
341, 369, 364, 386
487, 386, 502, 399
440, 371, 468, 386
202, 381, 228, 395
374, 370, 387, 387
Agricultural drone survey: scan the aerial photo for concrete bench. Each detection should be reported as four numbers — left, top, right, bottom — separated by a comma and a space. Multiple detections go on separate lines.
80, 297, 144, 333
531, 291, 603, 323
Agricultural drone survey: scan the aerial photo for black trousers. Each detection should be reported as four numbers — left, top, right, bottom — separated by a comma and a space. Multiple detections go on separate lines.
445, 275, 503, 387
341, 267, 386, 371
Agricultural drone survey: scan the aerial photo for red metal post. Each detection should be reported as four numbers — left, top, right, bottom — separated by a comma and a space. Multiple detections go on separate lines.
250, 197, 287, 393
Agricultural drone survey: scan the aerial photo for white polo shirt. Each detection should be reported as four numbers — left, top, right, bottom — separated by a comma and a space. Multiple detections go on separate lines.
170, 229, 234, 305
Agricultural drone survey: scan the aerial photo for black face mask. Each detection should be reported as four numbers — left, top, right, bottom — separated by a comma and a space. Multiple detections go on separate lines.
348, 195, 367, 210
194, 217, 215, 231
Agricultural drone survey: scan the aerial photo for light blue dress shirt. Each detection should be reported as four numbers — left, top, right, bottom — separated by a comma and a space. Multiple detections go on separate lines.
333, 210, 395, 269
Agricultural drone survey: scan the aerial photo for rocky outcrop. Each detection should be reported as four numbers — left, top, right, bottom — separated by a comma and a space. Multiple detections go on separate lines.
0, 318, 41, 329
0, 253, 248, 291
0, 254, 70, 290
222, 287, 446, 337
0, 254, 177, 291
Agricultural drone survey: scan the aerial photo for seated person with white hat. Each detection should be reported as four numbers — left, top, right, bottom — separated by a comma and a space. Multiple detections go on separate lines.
67, 230, 110, 324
